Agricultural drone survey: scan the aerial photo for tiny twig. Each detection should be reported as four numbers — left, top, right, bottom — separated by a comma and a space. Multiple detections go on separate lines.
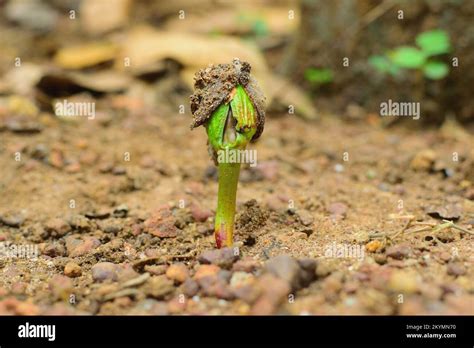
121, 272, 150, 288
132, 256, 167, 271
103, 288, 142, 302
442, 219, 474, 235
432, 221, 454, 233
369, 215, 413, 240
405, 226, 432, 234
369, 217, 474, 241
411, 221, 437, 227
390, 218, 413, 240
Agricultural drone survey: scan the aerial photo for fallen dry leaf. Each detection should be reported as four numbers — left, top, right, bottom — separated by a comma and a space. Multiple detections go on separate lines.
426, 203, 462, 221
118, 26, 268, 77
68, 71, 132, 93
164, 7, 299, 36
80, 0, 131, 35
1, 63, 44, 95
54, 42, 118, 69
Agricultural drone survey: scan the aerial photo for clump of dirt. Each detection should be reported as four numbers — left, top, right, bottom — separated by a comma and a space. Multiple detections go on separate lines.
235, 199, 269, 245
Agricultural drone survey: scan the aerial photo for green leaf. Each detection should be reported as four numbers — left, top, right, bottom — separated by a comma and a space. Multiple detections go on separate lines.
206, 85, 256, 152
304, 68, 333, 84
206, 102, 229, 150
230, 85, 256, 135
369, 55, 390, 72
369, 55, 400, 76
252, 19, 268, 37
423, 61, 449, 80
390, 47, 426, 68
416, 30, 450, 56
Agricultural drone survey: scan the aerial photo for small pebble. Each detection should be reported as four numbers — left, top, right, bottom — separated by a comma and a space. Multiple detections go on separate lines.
386, 244, 411, 260
388, 270, 418, 294
49, 275, 73, 300
296, 209, 314, 226
232, 258, 260, 273
166, 263, 189, 283
99, 220, 122, 234
447, 262, 466, 276
0, 213, 25, 227
328, 202, 348, 218
334, 164, 344, 173
410, 149, 436, 171
438, 251, 452, 263
198, 248, 239, 269
64, 262, 82, 278
144, 276, 175, 300
112, 166, 126, 175
11, 282, 28, 295
65, 236, 101, 257
113, 204, 129, 218
250, 274, 290, 315
91, 262, 119, 282
42, 242, 66, 257
366, 240, 382, 253
374, 254, 387, 265
45, 218, 71, 237
190, 204, 213, 222
144, 264, 168, 276
181, 279, 199, 297
194, 264, 220, 281
64, 162, 81, 173
264, 255, 301, 290
143, 207, 178, 238
230, 272, 255, 288
464, 188, 474, 200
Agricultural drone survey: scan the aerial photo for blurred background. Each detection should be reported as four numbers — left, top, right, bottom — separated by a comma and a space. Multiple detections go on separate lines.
0, 0, 473, 126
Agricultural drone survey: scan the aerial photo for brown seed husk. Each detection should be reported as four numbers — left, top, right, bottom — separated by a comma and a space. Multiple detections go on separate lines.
189, 58, 265, 140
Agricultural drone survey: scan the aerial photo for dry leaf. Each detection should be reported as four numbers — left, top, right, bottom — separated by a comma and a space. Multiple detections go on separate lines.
54, 43, 118, 69
164, 7, 299, 36
426, 203, 462, 221
68, 71, 132, 93
80, 0, 131, 35
118, 26, 268, 76
36, 70, 131, 96
1, 63, 44, 95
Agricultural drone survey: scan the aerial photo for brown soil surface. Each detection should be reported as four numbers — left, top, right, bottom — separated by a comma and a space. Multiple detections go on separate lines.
1, 106, 473, 315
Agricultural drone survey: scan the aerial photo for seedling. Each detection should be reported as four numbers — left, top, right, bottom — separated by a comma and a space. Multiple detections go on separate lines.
190, 59, 265, 248
369, 29, 451, 80
304, 67, 334, 85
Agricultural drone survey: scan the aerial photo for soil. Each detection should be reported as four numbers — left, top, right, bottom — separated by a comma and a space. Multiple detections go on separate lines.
1, 101, 473, 315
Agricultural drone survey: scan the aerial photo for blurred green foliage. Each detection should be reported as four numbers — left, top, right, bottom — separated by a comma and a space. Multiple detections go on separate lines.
237, 13, 269, 37
304, 67, 334, 85
416, 30, 451, 56
370, 29, 451, 80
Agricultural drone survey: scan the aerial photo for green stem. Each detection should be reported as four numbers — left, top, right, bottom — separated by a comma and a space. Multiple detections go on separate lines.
215, 161, 241, 248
